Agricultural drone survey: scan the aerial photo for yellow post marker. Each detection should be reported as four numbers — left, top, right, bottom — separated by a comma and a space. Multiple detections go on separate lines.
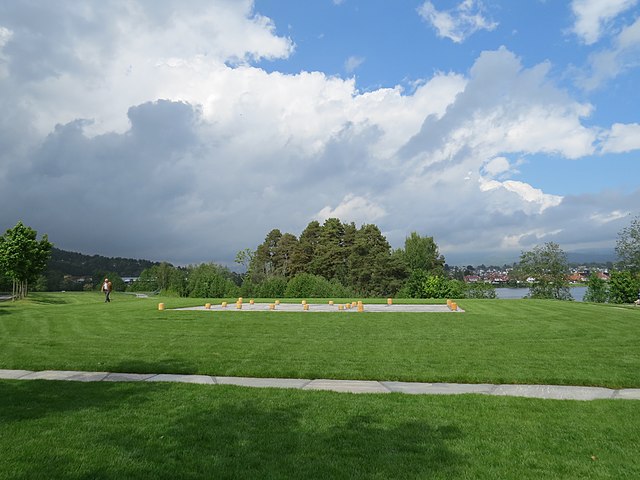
302, 300, 307, 305
338, 304, 344, 311
451, 302, 458, 311
357, 303, 364, 312
329, 300, 334, 306
351, 302, 357, 308
205, 303, 211, 309
275, 300, 280, 305
250, 299, 255, 305
303, 303, 309, 311
387, 298, 393, 306
221, 301, 227, 308
158, 303, 165, 311
269, 303, 275, 310
447, 299, 452, 307
236, 302, 242, 310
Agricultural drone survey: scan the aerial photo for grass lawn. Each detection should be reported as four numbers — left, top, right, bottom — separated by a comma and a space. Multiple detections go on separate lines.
0, 292, 638, 388
1, 379, 639, 479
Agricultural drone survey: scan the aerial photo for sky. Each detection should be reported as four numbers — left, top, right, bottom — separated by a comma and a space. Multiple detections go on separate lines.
0, 0, 639, 267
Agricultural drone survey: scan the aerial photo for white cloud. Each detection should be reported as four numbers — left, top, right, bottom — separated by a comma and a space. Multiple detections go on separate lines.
417, 0, 497, 43
483, 156, 511, 177
344, 55, 365, 73
601, 122, 640, 152
316, 195, 387, 224
578, 16, 640, 90
0, 2, 630, 265
571, 0, 638, 44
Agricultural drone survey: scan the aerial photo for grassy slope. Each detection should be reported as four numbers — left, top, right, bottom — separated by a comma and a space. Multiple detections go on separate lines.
0, 292, 638, 388
1, 379, 639, 480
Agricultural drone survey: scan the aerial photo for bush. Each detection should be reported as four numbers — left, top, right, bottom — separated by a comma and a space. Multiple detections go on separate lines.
465, 282, 497, 299
422, 275, 464, 299
583, 274, 609, 303
284, 273, 353, 298
187, 263, 240, 298
255, 276, 288, 298
609, 271, 640, 304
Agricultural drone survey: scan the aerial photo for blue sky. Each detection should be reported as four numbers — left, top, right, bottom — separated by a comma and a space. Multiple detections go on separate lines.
0, 0, 638, 265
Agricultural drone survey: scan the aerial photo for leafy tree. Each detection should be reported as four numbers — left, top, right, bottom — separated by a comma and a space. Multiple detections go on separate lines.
187, 263, 239, 298
616, 215, 640, 272
254, 276, 288, 298
517, 242, 572, 300
608, 270, 640, 304
583, 273, 609, 303
234, 248, 254, 272
284, 273, 352, 298
0, 221, 53, 300
402, 232, 445, 276
422, 275, 464, 299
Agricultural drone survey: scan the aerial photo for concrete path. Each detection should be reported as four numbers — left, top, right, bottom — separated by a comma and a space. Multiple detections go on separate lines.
2, 369, 638, 401
175, 303, 464, 313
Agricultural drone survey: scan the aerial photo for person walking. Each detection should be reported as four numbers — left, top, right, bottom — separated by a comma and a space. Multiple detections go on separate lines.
101, 278, 113, 303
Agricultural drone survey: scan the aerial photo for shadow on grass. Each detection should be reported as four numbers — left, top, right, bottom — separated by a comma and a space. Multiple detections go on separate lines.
1, 382, 465, 479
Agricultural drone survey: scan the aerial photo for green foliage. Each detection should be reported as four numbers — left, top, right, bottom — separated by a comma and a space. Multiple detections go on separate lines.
284, 273, 353, 298
609, 270, 640, 304
248, 219, 408, 297
517, 242, 572, 300
583, 273, 609, 303
401, 232, 445, 276
422, 275, 464, 299
464, 282, 497, 299
254, 276, 288, 298
187, 263, 240, 298
93, 271, 126, 292
0, 221, 53, 299
616, 215, 640, 272
46, 247, 157, 276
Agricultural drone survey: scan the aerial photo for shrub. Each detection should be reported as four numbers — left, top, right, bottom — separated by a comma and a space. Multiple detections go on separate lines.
465, 282, 497, 299
284, 273, 353, 298
583, 274, 609, 303
609, 271, 640, 304
255, 276, 288, 298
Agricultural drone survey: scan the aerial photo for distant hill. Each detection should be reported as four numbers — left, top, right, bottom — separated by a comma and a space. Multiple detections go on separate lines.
47, 247, 159, 277
566, 250, 616, 265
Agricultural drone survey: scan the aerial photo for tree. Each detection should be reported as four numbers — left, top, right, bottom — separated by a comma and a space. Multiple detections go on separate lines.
616, 215, 640, 272
609, 270, 640, 304
0, 221, 53, 300
583, 273, 609, 303
517, 242, 572, 300
401, 232, 445, 276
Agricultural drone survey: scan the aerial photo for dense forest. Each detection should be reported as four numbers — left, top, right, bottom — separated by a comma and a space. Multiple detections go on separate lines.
40, 248, 159, 292
129, 218, 479, 299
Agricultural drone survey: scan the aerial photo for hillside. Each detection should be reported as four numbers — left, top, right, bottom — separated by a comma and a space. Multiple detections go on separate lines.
47, 248, 159, 277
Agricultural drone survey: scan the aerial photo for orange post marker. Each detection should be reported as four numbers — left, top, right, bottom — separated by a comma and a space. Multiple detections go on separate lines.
221, 301, 228, 308
450, 302, 458, 311
205, 303, 211, 309
387, 298, 393, 306
303, 303, 309, 311
158, 303, 165, 311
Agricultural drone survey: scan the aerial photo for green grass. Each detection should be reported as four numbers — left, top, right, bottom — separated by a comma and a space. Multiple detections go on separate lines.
0, 379, 638, 479
0, 292, 639, 388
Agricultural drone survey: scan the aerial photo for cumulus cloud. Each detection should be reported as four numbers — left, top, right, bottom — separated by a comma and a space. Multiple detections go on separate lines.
601, 122, 640, 152
417, 0, 497, 43
316, 195, 387, 224
0, 2, 634, 266
571, 0, 638, 44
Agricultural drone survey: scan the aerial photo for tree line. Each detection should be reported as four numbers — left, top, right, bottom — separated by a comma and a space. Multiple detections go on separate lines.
2, 214, 639, 303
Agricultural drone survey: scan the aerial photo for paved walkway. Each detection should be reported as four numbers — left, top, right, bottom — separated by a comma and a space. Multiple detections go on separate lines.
2, 369, 638, 401
175, 303, 464, 313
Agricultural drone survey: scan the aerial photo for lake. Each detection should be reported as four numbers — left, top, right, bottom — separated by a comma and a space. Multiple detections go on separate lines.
495, 286, 587, 302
